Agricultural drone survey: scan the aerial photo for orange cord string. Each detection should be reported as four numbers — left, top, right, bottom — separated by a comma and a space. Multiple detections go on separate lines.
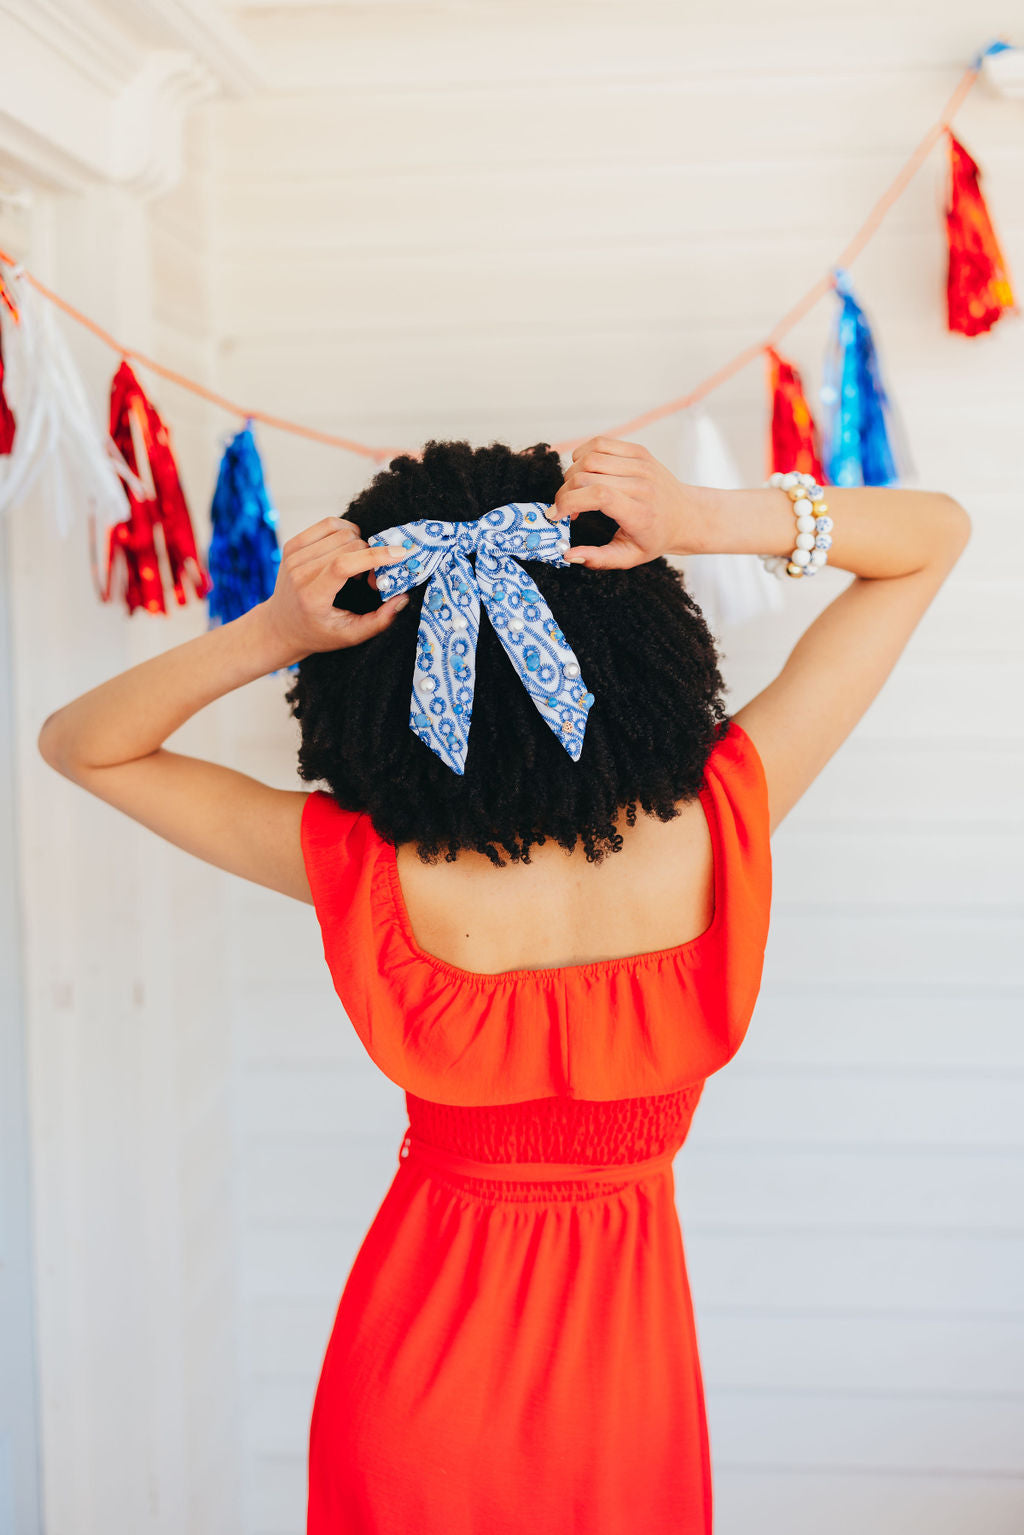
552, 61, 983, 453
0, 256, 405, 463
0, 61, 984, 465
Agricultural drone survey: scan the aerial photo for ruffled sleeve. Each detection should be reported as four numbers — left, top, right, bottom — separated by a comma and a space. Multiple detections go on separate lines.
549, 717, 772, 1099
687, 718, 773, 1062
300, 790, 387, 1063
301, 790, 371, 922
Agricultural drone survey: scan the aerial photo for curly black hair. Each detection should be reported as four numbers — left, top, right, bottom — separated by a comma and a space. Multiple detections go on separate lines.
285, 439, 730, 866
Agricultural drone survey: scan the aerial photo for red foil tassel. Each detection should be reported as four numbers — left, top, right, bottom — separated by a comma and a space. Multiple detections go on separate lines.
0, 328, 15, 456
766, 347, 825, 481
102, 361, 211, 614
0, 271, 19, 322
946, 133, 1016, 337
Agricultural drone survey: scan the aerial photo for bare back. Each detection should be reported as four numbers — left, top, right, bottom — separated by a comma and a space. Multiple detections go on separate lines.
395, 792, 715, 975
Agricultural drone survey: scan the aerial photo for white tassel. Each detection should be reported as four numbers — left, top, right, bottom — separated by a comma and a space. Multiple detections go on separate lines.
674, 411, 784, 633
0, 266, 127, 536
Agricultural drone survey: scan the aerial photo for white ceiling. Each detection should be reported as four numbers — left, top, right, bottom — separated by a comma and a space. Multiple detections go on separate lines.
84, 0, 1020, 103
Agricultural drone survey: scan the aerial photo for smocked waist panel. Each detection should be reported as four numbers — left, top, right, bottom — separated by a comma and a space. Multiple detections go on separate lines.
398, 1129, 682, 1203
404, 1085, 704, 1166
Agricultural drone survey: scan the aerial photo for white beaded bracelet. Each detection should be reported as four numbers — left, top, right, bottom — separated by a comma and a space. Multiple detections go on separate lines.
760, 471, 834, 580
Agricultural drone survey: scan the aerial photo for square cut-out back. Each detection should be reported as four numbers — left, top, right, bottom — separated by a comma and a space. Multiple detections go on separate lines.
384, 779, 723, 983
298, 718, 772, 1105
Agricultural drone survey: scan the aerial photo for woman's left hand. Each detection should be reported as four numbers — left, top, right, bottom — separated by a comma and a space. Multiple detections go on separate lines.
549, 437, 707, 568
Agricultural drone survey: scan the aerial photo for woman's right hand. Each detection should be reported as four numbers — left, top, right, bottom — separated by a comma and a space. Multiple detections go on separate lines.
549, 437, 709, 568
256, 516, 410, 664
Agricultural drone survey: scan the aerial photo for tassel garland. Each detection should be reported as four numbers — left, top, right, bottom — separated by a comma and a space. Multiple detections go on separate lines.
821, 270, 899, 487
0, 268, 127, 534
945, 132, 1016, 337
207, 424, 282, 625
0, 328, 15, 456
0, 44, 1016, 608
0, 270, 18, 322
766, 347, 825, 482
102, 361, 211, 614
0, 271, 19, 455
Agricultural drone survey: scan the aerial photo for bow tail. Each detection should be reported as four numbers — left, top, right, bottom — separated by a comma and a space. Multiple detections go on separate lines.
408, 549, 481, 775
479, 555, 591, 762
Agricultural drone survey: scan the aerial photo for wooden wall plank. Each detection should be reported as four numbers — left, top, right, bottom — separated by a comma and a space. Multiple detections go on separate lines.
206, 10, 1024, 1533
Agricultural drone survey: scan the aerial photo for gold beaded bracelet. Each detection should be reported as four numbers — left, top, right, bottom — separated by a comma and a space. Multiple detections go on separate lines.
760, 471, 834, 580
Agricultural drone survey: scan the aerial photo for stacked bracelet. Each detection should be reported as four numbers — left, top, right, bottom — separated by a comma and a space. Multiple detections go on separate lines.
760, 471, 834, 580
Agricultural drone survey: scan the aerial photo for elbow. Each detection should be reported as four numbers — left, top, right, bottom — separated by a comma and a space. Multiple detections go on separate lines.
938, 493, 973, 548
37, 713, 57, 765
37, 712, 76, 777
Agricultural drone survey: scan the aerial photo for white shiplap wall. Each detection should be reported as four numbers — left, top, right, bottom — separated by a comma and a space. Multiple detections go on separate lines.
220, 5, 1023, 1531
6, 119, 243, 1529
148, 117, 247, 1535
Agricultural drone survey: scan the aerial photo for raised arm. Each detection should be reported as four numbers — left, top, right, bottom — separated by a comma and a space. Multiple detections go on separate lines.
551, 437, 972, 834
37, 518, 410, 901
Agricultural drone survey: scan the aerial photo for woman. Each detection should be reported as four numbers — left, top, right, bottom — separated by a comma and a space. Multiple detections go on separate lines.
38, 435, 971, 1533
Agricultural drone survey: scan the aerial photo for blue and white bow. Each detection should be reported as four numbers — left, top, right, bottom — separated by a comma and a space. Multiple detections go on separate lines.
368, 501, 594, 775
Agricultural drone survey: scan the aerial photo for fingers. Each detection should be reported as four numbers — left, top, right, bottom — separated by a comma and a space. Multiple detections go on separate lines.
285, 523, 364, 571
294, 540, 407, 589
570, 437, 651, 465
565, 452, 652, 483
550, 482, 647, 524
310, 545, 409, 606
561, 469, 650, 495
346, 543, 410, 576
564, 535, 647, 571
332, 592, 410, 648
281, 515, 360, 561
546, 442, 654, 524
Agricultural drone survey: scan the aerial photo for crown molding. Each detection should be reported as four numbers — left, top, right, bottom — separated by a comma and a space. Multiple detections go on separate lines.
0, 112, 91, 196
98, 0, 267, 96
0, 0, 252, 197
0, 0, 143, 94
111, 51, 219, 197
0, 53, 216, 198
982, 46, 1024, 101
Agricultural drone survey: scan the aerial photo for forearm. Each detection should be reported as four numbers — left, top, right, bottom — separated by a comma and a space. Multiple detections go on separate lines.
38, 602, 295, 773
683, 484, 971, 578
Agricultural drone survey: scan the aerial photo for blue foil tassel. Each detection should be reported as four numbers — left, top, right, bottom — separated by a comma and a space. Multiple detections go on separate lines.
971, 39, 1012, 70
207, 423, 282, 625
821, 270, 899, 487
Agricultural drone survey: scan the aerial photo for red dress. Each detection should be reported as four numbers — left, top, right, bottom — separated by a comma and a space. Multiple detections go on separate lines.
300, 719, 772, 1534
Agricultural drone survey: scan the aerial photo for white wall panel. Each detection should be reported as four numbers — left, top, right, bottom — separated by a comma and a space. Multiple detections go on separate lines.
716, 1474, 1024, 1535
742, 992, 1024, 1069
6, 107, 243, 1532
201, 5, 1024, 1532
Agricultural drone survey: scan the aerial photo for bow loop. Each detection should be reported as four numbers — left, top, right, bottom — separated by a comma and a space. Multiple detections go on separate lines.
369, 501, 593, 775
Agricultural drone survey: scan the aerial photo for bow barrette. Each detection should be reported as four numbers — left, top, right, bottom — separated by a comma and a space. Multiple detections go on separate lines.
368, 501, 594, 775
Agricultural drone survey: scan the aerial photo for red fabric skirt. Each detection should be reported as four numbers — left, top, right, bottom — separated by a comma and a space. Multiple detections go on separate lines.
307, 1089, 712, 1534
